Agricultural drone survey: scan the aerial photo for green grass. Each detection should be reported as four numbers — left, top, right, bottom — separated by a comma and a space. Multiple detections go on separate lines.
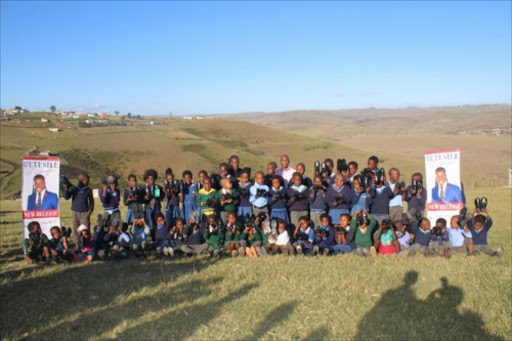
1, 188, 511, 340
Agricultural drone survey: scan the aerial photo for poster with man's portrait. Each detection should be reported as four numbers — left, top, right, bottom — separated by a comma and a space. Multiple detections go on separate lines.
425, 149, 464, 225
22, 157, 61, 250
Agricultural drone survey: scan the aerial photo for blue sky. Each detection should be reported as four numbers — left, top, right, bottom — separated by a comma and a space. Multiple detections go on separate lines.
1, 1, 510, 115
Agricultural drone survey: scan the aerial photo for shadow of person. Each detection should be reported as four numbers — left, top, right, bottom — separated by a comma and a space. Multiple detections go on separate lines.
354, 272, 502, 340
302, 326, 330, 340
241, 301, 297, 340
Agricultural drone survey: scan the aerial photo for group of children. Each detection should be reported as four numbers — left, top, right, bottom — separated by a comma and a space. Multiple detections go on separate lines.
23, 154, 504, 263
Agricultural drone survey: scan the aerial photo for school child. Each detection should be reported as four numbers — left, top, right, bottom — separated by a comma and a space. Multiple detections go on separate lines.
331, 214, 354, 254
309, 175, 327, 228
287, 172, 310, 228
123, 174, 143, 226
311, 213, 336, 256
407, 218, 433, 257
151, 213, 173, 257
163, 168, 181, 229
467, 210, 504, 257
369, 173, 394, 228
213, 163, 235, 190
169, 218, 188, 255
223, 212, 246, 257
242, 220, 263, 258
62, 172, 94, 247
292, 216, 315, 255
77, 224, 96, 262
351, 175, 372, 216
394, 218, 412, 254
268, 176, 289, 224
428, 218, 451, 257
237, 170, 253, 222
217, 177, 239, 224
228, 155, 243, 180
347, 161, 359, 183
373, 219, 400, 255
48, 226, 75, 262
367, 155, 379, 173
196, 177, 217, 221
447, 215, 473, 255
350, 210, 377, 258
181, 221, 209, 256
386, 168, 406, 222
181, 170, 199, 223
131, 217, 151, 257
99, 176, 121, 226
257, 214, 273, 256
266, 219, 292, 255
293, 163, 313, 188
264, 162, 279, 187
203, 215, 225, 258
249, 171, 269, 216
110, 222, 131, 260
324, 158, 336, 181
405, 173, 427, 218
92, 222, 109, 261
143, 169, 163, 235
23, 221, 50, 264
326, 173, 353, 224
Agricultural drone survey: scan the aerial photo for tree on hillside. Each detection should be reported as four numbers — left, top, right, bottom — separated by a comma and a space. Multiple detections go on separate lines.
114, 110, 120, 117
50, 105, 56, 112
14, 106, 22, 110
137, 115, 141, 119
127, 113, 132, 118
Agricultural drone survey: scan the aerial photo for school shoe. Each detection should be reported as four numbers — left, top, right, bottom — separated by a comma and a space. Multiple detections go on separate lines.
495, 247, 504, 257
232, 250, 238, 257
260, 247, 268, 257
296, 246, 303, 255
401, 249, 410, 257
270, 248, 278, 255
163, 247, 169, 256
239, 248, 246, 257
287, 246, 295, 256
311, 246, 319, 256
168, 247, 175, 258
370, 247, 377, 258
323, 248, 330, 256
255, 247, 264, 257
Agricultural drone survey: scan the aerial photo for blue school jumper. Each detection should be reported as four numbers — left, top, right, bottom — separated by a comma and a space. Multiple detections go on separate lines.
182, 183, 199, 223
350, 189, 372, 216
237, 182, 253, 219
268, 186, 289, 224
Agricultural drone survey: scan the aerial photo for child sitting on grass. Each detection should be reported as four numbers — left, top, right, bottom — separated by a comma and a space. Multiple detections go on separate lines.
447, 214, 473, 255
373, 219, 400, 255
217, 177, 239, 224
268, 219, 292, 255
292, 216, 315, 255
180, 221, 209, 256
49, 226, 75, 263
309, 175, 327, 228
196, 177, 217, 221
168, 218, 187, 256
268, 176, 289, 224
350, 210, 377, 258
394, 218, 412, 254
467, 210, 504, 257
287, 172, 310, 229
224, 212, 246, 257
203, 215, 225, 258
23, 221, 50, 264
311, 214, 336, 256
109, 222, 131, 260
131, 217, 151, 257
331, 214, 354, 255
429, 218, 451, 258
242, 221, 263, 258
407, 218, 433, 257
77, 224, 96, 262
152, 213, 172, 257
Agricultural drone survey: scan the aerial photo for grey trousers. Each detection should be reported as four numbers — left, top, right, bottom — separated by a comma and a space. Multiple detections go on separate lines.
290, 210, 308, 229
373, 215, 389, 228
429, 241, 451, 254
473, 244, 497, 256
447, 238, 472, 255
220, 211, 229, 225
181, 243, 209, 255
310, 211, 325, 228
252, 206, 268, 216
408, 243, 429, 256
389, 206, 403, 222
72, 211, 91, 246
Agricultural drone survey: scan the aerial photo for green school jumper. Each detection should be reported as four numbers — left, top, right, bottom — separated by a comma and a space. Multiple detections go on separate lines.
350, 215, 376, 248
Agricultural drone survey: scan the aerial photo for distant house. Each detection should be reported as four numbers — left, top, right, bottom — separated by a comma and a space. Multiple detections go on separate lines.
97, 120, 108, 124
150, 121, 161, 125
5, 108, 16, 116
49, 128, 60, 133
99, 112, 110, 117
41, 118, 49, 123
183, 116, 193, 120
88, 113, 98, 117
195, 116, 204, 120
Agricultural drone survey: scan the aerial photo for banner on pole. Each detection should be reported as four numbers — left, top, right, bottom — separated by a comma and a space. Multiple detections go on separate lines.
425, 149, 464, 225
22, 157, 60, 252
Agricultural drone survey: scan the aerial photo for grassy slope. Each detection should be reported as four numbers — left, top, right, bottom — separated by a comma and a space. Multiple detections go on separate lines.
0, 188, 510, 340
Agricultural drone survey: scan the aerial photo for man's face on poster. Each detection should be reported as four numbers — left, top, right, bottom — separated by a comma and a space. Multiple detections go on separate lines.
34, 177, 46, 193
435, 170, 447, 185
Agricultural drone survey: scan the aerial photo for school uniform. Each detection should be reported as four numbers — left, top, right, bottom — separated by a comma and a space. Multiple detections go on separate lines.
331, 226, 354, 254
203, 225, 224, 252
467, 217, 498, 256
63, 183, 94, 246
396, 230, 411, 252
181, 182, 199, 223
123, 186, 143, 225
164, 186, 181, 230
387, 182, 404, 222
314, 226, 336, 253
446, 227, 472, 254
326, 183, 353, 225
309, 186, 327, 228
405, 185, 427, 217
241, 229, 263, 247
293, 226, 315, 253
236, 182, 253, 221
287, 185, 310, 228
143, 184, 163, 232
249, 183, 270, 215
408, 222, 432, 256
195, 188, 217, 220
369, 186, 394, 227
131, 224, 150, 251
350, 189, 372, 216
181, 225, 208, 255
216, 188, 239, 224
287, 175, 313, 189
350, 215, 376, 256
268, 186, 289, 224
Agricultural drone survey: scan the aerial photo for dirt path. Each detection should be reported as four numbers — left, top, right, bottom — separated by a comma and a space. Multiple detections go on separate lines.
0, 158, 20, 183
45, 115, 67, 130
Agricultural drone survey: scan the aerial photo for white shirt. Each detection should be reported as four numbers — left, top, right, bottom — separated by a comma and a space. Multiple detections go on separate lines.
276, 230, 290, 246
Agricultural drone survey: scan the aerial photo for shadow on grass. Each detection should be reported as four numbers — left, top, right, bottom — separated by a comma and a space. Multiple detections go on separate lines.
242, 301, 297, 340
0, 257, 219, 340
354, 271, 503, 340
302, 326, 330, 340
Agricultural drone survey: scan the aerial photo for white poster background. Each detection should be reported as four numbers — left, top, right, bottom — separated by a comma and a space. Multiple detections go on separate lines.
425, 149, 463, 226
22, 157, 60, 252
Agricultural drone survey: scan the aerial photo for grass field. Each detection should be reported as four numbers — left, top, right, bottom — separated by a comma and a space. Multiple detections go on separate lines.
1, 188, 511, 340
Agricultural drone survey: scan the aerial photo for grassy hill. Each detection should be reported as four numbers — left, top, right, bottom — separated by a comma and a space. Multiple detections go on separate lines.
0, 188, 510, 340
